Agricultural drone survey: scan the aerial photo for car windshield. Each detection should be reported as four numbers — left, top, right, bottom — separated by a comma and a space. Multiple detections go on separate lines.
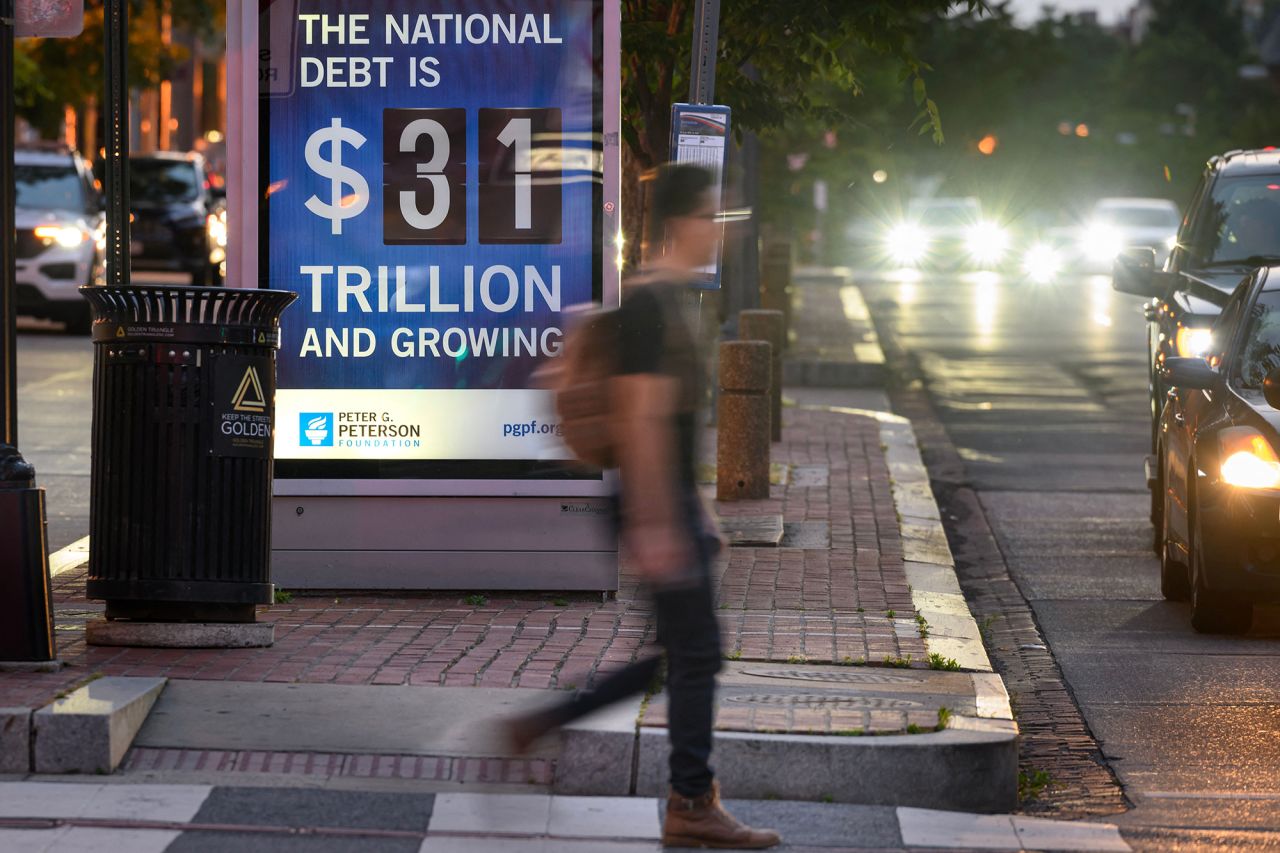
1095, 206, 1178, 229
913, 203, 979, 227
1191, 177, 1280, 265
1236, 290, 1280, 388
130, 159, 199, 203
15, 164, 85, 212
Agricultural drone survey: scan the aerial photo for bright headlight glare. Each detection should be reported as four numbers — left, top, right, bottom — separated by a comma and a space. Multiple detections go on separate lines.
886, 224, 927, 265
1082, 224, 1123, 263
1165, 235, 1177, 250
1175, 326, 1213, 358
966, 222, 1008, 263
1218, 428, 1280, 489
1022, 243, 1062, 283
34, 224, 86, 248
206, 212, 228, 249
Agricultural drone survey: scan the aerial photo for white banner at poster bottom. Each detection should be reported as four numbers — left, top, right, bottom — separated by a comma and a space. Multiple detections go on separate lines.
275, 388, 571, 461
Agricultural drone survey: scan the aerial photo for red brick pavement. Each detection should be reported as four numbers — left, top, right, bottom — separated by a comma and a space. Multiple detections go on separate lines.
1, 409, 926, 719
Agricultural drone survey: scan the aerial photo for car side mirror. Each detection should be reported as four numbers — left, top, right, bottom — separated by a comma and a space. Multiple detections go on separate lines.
1264, 367, 1280, 411
1112, 247, 1173, 297
1162, 356, 1218, 390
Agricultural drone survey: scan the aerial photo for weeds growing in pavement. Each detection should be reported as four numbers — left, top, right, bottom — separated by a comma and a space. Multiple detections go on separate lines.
906, 723, 924, 734
550, 597, 569, 606
786, 654, 808, 664
856, 607, 865, 613
835, 728, 865, 737
726, 648, 742, 661
979, 613, 999, 643
839, 655, 866, 666
915, 613, 930, 638
464, 594, 488, 607
1019, 769, 1052, 802
883, 654, 913, 668
928, 652, 961, 671
936, 706, 952, 731
886, 609, 896, 619
273, 590, 293, 604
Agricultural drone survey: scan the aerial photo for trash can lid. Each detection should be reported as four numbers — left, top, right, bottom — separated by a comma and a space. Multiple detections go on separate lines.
80, 285, 297, 328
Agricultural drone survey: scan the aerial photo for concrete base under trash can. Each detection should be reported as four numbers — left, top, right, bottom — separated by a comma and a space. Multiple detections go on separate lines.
86, 620, 274, 649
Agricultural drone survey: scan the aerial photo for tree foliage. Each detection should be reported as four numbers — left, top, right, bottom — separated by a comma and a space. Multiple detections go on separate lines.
16, 0, 221, 136
619, 0, 972, 261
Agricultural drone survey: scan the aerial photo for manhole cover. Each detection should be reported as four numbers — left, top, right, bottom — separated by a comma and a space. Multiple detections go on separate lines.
724, 693, 922, 709
742, 668, 922, 685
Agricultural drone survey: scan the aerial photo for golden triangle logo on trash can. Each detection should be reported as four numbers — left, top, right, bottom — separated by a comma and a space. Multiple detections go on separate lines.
231, 366, 267, 413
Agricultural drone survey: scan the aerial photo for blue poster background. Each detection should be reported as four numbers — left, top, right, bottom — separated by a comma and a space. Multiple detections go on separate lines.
264, 0, 599, 393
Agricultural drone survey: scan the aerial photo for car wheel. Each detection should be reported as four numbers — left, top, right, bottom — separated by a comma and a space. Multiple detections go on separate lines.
1158, 452, 1190, 601
1188, 485, 1251, 634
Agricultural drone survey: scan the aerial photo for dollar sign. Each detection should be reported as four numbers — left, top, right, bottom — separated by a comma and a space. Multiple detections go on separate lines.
304, 118, 370, 236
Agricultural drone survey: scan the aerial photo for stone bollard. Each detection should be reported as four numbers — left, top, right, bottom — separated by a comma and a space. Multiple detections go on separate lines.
760, 241, 794, 344
717, 341, 772, 501
739, 310, 784, 442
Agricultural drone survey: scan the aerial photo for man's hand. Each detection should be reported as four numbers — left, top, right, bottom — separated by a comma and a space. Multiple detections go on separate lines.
627, 521, 695, 584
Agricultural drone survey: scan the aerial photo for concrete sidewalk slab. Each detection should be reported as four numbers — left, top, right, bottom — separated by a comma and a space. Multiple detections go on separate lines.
134, 680, 561, 759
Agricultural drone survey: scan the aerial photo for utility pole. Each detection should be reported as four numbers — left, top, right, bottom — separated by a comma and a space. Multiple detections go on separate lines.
104, 0, 131, 289
0, 0, 55, 664
1, 0, 18, 453
688, 0, 720, 105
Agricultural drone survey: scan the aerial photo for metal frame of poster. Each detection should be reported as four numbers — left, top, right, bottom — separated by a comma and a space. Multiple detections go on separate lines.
226, 0, 622, 589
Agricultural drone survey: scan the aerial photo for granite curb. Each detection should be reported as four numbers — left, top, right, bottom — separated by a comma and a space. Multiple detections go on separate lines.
0, 677, 166, 775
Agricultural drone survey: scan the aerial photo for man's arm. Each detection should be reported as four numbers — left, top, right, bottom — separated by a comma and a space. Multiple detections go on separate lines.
611, 373, 693, 581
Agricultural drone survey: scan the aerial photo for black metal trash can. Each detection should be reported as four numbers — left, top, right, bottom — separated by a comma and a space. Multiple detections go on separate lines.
80, 285, 297, 623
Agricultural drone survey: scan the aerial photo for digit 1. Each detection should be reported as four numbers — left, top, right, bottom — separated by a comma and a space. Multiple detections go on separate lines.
497, 118, 532, 230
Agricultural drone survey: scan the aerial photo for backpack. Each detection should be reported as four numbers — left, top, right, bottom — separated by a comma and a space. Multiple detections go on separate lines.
548, 304, 621, 469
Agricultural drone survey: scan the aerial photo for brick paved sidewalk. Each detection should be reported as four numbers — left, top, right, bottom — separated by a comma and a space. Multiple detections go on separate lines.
1, 406, 926, 732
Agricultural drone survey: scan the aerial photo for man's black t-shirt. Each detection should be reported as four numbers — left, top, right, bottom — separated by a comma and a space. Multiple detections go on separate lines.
614, 280, 701, 503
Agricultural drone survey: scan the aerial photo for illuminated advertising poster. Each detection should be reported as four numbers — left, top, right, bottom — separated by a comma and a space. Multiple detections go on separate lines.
260, 1, 605, 484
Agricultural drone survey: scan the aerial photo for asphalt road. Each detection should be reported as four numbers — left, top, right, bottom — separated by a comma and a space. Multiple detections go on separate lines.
15, 319, 93, 551
861, 269, 1280, 846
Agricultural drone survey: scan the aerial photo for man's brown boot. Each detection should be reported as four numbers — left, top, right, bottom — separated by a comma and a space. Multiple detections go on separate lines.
662, 782, 781, 849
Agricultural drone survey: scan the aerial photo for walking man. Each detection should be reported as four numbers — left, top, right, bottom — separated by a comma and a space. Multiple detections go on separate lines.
509, 164, 780, 849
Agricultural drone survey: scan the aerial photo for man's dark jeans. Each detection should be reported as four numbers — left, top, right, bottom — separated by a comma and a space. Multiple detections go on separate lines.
544, 552, 722, 797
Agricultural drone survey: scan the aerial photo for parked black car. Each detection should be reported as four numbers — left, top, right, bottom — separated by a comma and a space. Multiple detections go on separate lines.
1113, 149, 1280, 534
1156, 266, 1280, 633
125, 152, 226, 286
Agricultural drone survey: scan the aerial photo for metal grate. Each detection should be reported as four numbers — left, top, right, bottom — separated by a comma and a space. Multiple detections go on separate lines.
81, 285, 296, 328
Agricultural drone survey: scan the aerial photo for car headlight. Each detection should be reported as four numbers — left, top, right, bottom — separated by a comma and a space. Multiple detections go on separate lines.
1081, 224, 1123, 263
1165, 235, 1177, 250
1219, 427, 1280, 489
34, 224, 87, 249
1022, 243, 1062, 283
885, 224, 927, 265
206, 212, 228, 249
1175, 326, 1213, 358
965, 222, 1008, 265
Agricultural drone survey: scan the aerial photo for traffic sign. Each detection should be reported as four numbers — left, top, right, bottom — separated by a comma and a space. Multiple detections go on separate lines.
15, 0, 83, 38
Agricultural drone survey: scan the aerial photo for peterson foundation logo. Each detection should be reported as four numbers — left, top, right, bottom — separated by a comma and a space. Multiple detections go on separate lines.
230, 366, 268, 413
300, 412, 334, 447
